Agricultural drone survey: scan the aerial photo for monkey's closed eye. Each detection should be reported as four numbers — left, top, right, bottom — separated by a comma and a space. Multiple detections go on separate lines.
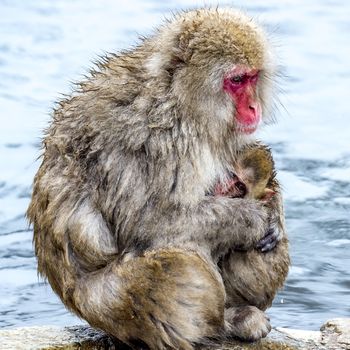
235, 181, 247, 197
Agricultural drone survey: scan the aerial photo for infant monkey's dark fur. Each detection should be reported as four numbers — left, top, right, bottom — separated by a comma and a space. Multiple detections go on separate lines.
27, 8, 290, 350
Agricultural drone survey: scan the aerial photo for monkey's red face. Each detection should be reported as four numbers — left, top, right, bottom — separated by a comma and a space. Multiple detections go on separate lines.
223, 67, 262, 134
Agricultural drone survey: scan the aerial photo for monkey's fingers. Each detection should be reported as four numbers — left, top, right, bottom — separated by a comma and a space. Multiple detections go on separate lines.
224, 306, 271, 341
256, 228, 279, 252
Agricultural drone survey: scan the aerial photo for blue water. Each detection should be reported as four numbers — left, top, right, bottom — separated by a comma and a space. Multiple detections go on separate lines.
1, 0, 349, 330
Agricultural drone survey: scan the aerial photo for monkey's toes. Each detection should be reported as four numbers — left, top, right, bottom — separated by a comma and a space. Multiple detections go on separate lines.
256, 227, 280, 252
225, 305, 271, 342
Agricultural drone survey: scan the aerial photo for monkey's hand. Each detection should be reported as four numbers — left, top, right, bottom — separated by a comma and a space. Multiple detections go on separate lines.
193, 196, 271, 253
256, 225, 281, 252
256, 191, 285, 253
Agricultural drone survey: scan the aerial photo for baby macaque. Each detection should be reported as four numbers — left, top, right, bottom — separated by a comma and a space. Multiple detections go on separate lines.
216, 145, 289, 313
214, 145, 276, 203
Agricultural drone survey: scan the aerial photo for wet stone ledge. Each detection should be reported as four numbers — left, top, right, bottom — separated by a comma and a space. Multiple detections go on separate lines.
0, 318, 349, 350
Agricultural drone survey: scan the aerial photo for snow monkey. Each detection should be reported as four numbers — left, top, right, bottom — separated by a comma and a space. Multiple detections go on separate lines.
27, 8, 289, 350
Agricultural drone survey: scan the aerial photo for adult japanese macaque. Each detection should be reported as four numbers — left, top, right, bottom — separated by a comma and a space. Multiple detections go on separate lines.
27, 8, 289, 350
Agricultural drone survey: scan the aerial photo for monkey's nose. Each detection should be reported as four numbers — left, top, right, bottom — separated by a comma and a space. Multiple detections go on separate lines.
249, 104, 257, 114
248, 101, 262, 121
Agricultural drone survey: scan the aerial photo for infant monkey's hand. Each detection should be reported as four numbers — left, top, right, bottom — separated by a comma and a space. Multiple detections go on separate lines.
260, 188, 276, 204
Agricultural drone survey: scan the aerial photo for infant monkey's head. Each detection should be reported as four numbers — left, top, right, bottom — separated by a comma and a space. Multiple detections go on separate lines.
228, 147, 276, 201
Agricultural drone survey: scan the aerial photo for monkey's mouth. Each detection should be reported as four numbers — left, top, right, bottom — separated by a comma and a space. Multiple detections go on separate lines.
236, 123, 259, 134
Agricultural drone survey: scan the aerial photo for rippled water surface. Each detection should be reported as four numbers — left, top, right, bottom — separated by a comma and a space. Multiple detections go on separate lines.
1, 0, 349, 330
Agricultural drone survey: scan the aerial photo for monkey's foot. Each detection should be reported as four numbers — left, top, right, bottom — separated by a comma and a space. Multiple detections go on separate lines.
224, 306, 271, 341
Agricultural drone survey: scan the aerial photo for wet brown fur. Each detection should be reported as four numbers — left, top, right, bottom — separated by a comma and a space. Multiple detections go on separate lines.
27, 8, 289, 349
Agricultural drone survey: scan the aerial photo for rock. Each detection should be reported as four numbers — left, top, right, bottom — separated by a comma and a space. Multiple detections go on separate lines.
0, 325, 119, 350
321, 318, 350, 349
0, 319, 350, 350
275, 327, 321, 343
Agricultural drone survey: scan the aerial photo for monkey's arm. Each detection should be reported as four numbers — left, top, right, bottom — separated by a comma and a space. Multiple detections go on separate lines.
137, 195, 270, 256
256, 186, 286, 252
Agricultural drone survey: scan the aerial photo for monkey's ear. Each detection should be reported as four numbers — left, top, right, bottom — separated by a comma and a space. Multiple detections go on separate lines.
260, 189, 276, 203
145, 25, 192, 78
145, 40, 187, 79
172, 31, 194, 64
